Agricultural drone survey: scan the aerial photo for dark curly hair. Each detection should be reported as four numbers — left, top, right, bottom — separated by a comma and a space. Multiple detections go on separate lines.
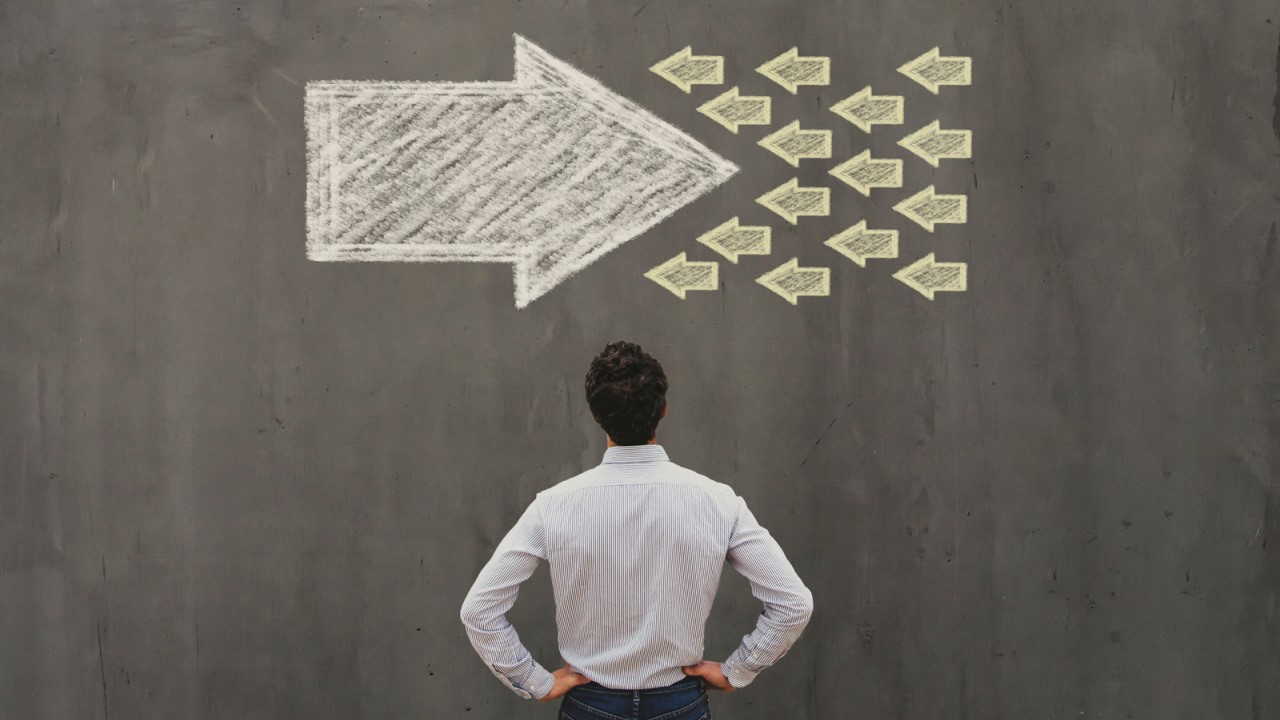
585, 341, 669, 446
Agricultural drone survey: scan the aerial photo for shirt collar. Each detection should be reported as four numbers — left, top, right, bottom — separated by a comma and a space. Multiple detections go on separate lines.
601, 444, 670, 464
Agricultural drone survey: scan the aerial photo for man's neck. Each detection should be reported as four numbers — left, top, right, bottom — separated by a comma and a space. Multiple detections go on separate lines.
606, 436, 658, 448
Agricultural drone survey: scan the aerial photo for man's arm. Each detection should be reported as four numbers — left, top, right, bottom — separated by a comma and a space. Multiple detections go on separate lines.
720, 495, 815, 690
459, 495, 557, 700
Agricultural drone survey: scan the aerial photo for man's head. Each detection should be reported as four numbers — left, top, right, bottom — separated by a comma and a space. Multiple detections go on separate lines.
585, 341, 668, 446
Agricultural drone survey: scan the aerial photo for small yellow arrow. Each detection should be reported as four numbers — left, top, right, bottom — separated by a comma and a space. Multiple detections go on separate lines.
644, 252, 719, 299
696, 217, 772, 263
893, 253, 967, 299
757, 121, 832, 167
828, 151, 903, 196
893, 185, 968, 232
697, 87, 772, 133
756, 258, 831, 304
829, 86, 904, 133
649, 47, 724, 93
898, 121, 972, 167
756, 179, 830, 224
824, 221, 899, 268
898, 47, 972, 94
756, 48, 830, 94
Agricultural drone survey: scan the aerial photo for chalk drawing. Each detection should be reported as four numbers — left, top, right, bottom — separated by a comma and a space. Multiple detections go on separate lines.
756, 258, 831, 304
697, 87, 772, 133
645, 252, 720, 298
757, 48, 831, 94
305, 35, 738, 308
756, 179, 831, 224
758, 121, 833, 166
649, 47, 724, 93
829, 86, 904, 133
824, 221, 899, 267
898, 48, 972, 94
696, 217, 771, 263
828, 151, 903, 196
893, 253, 967, 299
892, 186, 967, 232
898, 121, 972, 166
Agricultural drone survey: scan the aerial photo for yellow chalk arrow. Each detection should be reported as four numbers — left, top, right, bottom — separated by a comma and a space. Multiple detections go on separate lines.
757, 121, 832, 167
893, 253, 967, 299
898, 121, 972, 167
893, 185, 968, 232
696, 217, 771, 263
649, 47, 724, 93
697, 87, 772, 133
898, 47, 972, 94
824, 221, 899, 268
829, 86, 904, 133
756, 179, 830, 224
756, 48, 830, 94
756, 258, 830, 304
644, 252, 719, 299
828, 151, 903, 196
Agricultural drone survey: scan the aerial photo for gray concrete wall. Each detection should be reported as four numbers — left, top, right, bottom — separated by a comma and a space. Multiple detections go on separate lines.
2, 0, 1278, 717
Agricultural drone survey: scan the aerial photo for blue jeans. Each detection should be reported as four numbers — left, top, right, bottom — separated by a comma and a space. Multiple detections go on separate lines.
559, 675, 711, 720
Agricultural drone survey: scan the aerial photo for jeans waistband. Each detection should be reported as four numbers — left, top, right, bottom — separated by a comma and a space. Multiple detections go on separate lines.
575, 675, 703, 696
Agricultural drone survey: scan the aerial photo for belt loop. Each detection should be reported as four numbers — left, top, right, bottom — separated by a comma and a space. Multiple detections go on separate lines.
632, 689, 640, 718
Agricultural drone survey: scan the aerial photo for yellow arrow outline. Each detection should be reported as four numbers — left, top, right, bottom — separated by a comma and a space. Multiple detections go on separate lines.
696, 217, 772, 263
893, 253, 967, 299
757, 48, 831, 94
892, 185, 967, 232
757, 121, 833, 167
898, 120, 973, 167
644, 252, 719, 299
897, 47, 972, 94
829, 86, 904, 133
829, 151, 903, 196
697, 87, 772, 133
649, 47, 725, 93
756, 178, 831, 224
756, 257, 831, 304
824, 221, 899, 268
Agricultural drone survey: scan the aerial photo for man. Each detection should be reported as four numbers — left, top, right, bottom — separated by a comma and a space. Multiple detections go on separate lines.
460, 341, 814, 718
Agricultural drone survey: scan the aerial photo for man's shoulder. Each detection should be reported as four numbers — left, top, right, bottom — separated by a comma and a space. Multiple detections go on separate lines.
538, 459, 738, 499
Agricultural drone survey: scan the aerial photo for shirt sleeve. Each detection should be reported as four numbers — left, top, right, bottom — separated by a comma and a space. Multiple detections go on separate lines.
459, 494, 557, 700
720, 495, 815, 690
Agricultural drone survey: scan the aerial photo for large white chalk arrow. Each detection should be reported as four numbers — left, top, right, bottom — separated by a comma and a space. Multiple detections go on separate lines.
305, 35, 739, 308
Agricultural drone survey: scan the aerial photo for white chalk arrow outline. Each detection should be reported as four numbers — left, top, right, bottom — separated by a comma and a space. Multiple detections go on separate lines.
305, 35, 739, 308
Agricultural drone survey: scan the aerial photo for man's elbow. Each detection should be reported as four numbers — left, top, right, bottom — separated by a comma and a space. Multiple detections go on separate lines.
790, 586, 815, 626
459, 597, 483, 630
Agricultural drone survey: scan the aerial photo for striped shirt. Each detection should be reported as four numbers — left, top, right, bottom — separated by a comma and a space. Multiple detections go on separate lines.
459, 444, 814, 700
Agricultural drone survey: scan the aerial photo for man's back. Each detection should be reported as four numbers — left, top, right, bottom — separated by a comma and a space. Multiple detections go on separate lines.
461, 443, 814, 696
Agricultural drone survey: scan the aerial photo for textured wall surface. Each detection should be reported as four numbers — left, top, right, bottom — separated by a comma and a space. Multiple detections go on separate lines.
2, 1, 1278, 718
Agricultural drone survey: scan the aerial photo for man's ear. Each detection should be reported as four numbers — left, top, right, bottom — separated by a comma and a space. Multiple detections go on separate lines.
662, 401, 668, 418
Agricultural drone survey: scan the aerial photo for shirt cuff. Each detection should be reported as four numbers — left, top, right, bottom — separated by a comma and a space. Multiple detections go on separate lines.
721, 659, 759, 690
488, 662, 556, 700
524, 664, 557, 700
